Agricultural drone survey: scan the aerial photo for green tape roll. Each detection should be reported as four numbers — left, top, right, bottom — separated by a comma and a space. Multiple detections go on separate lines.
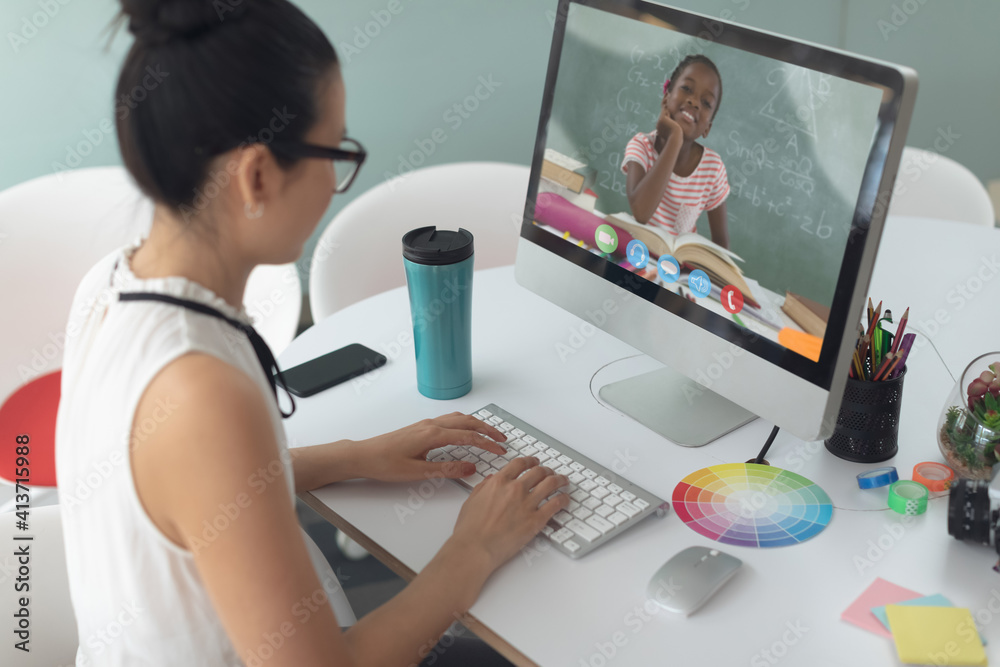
888, 480, 929, 516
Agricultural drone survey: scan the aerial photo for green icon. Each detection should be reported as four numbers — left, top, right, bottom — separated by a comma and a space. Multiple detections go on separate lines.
595, 224, 618, 254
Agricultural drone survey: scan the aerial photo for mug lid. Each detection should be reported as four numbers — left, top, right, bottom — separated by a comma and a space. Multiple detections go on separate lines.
402, 226, 474, 265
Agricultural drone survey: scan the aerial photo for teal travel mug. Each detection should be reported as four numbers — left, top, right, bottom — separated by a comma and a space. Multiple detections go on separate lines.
402, 226, 474, 399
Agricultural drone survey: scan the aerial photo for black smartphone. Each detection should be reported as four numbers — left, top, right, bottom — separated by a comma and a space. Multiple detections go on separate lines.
279, 343, 387, 397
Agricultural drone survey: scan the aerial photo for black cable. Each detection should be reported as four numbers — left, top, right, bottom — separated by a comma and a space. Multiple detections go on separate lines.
754, 425, 780, 464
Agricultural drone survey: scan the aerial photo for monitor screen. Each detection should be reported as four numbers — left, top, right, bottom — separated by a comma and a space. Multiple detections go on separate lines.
522, 0, 911, 391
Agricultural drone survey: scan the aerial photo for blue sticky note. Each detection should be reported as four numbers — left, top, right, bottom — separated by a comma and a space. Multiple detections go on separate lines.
873, 595, 988, 645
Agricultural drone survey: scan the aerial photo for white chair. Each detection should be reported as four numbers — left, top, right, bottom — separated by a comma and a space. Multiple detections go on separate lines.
0, 506, 77, 666
0, 167, 302, 512
309, 161, 530, 321
888, 147, 995, 226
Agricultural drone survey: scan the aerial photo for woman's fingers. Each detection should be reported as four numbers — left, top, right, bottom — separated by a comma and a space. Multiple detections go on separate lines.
515, 464, 555, 491
497, 456, 538, 481
527, 473, 570, 502
435, 412, 507, 444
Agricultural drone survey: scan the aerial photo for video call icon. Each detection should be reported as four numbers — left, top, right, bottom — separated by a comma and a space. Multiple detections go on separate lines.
595, 224, 619, 254
626, 239, 649, 269
721, 285, 744, 314
657, 255, 680, 283
688, 270, 712, 298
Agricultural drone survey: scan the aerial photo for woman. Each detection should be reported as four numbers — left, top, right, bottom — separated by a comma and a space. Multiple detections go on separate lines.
55, 1, 569, 664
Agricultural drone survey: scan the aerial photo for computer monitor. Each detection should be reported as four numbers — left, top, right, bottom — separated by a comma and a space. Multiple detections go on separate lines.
515, 0, 917, 445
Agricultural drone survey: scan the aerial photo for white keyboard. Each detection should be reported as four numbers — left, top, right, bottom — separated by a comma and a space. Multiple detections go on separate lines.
427, 404, 669, 559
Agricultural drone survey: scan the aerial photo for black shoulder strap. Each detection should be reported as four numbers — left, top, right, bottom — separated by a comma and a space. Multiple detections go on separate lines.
118, 291, 296, 418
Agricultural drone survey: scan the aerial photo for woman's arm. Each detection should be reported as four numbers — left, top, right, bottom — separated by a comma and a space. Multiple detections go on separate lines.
625, 120, 683, 223
289, 440, 367, 493
132, 353, 567, 666
707, 202, 729, 249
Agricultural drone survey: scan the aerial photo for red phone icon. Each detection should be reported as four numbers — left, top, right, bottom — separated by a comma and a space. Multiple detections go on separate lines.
721, 285, 744, 314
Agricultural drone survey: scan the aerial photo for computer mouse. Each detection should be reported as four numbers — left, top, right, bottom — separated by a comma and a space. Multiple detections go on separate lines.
646, 546, 742, 616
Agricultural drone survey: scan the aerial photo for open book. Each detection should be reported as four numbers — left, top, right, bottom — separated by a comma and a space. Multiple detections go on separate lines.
605, 211, 758, 307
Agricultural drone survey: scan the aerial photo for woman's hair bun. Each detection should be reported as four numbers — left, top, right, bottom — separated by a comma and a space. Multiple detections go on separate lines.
120, 0, 247, 45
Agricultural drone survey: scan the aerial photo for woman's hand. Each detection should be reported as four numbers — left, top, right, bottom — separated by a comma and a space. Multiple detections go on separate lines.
357, 412, 508, 483
450, 457, 570, 572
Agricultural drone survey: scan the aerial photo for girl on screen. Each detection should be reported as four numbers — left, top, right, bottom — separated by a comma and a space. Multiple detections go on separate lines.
55, 1, 567, 665
622, 54, 731, 249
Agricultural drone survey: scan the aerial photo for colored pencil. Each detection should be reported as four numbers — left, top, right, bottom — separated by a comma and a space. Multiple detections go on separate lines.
887, 333, 915, 379
867, 297, 874, 330
873, 352, 896, 381
889, 307, 909, 354
865, 300, 882, 339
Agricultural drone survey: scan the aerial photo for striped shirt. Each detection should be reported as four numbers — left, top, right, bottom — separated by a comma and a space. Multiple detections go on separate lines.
621, 131, 730, 235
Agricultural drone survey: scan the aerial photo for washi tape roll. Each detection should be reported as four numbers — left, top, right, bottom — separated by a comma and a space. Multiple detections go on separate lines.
888, 480, 929, 516
912, 462, 954, 492
857, 466, 899, 489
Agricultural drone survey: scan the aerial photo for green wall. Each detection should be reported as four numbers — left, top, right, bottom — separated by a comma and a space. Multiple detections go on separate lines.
2, 0, 996, 298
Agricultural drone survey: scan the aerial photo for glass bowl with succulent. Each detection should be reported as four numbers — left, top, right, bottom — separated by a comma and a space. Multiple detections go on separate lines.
938, 353, 1000, 480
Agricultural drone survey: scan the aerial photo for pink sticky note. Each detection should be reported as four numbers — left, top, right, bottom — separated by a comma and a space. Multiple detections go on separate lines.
841, 578, 922, 638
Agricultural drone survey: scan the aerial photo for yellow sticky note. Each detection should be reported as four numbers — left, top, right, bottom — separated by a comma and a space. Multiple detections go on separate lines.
886, 605, 987, 666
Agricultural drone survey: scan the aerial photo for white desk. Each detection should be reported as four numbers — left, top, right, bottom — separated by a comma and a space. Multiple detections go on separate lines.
281, 216, 1000, 666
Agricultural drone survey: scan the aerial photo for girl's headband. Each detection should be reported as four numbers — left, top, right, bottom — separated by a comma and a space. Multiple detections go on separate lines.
662, 78, 670, 95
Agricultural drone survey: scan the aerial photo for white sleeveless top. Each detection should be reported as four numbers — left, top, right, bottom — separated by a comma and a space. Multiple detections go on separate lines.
55, 238, 355, 666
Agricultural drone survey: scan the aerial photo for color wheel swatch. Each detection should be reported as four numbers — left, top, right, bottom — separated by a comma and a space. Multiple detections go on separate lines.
672, 463, 833, 547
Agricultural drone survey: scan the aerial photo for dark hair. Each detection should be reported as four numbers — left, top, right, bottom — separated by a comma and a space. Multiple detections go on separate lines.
115, 0, 338, 213
665, 54, 723, 120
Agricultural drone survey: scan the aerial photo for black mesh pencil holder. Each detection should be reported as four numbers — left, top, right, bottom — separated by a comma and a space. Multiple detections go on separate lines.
825, 367, 906, 463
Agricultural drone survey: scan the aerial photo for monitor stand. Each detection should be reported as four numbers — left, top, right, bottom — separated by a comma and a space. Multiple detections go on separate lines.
597, 364, 757, 447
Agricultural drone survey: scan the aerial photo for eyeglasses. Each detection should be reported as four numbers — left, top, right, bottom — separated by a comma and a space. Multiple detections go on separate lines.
269, 137, 367, 193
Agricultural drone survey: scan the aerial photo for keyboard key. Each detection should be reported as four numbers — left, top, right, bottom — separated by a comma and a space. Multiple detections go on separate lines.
595, 476, 610, 486
604, 494, 623, 507
570, 489, 589, 503
621, 491, 636, 502
579, 479, 597, 492
572, 507, 593, 521
595, 504, 614, 518
566, 499, 581, 512
477, 409, 492, 418
553, 510, 573, 526
568, 472, 585, 484
499, 421, 514, 432
520, 445, 538, 457
618, 501, 640, 518
546, 447, 560, 458
479, 451, 498, 463
556, 465, 573, 476
511, 428, 525, 438
507, 439, 526, 451
608, 483, 623, 494
473, 414, 485, 421
591, 486, 611, 500
451, 446, 469, 458
582, 469, 598, 479
466, 473, 485, 486
586, 515, 614, 535
566, 519, 601, 543
634, 498, 650, 510
552, 528, 574, 544
502, 449, 518, 460
475, 461, 491, 474
488, 416, 503, 425
582, 497, 601, 510
431, 454, 450, 463
570, 462, 585, 472
534, 451, 551, 463
563, 540, 580, 553
558, 455, 572, 465
492, 458, 509, 471
522, 435, 537, 445
541, 525, 554, 537
461, 454, 479, 465
608, 511, 628, 526
535, 441, 548, 451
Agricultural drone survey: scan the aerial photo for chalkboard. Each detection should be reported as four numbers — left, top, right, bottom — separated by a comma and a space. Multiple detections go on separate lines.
543, 4, 883, 307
